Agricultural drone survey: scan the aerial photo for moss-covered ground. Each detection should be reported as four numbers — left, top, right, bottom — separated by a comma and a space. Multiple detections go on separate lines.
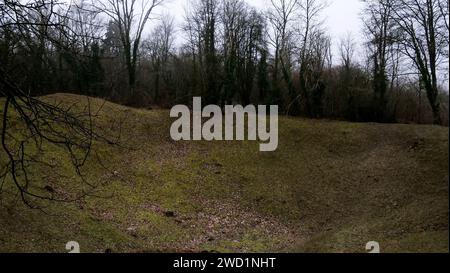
0, 94, 448, 253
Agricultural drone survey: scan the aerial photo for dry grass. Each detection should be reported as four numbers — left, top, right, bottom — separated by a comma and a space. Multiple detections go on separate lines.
0, 94, 448, 253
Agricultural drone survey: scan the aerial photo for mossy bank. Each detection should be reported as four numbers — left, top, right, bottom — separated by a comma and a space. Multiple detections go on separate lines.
0, 94, 448, 253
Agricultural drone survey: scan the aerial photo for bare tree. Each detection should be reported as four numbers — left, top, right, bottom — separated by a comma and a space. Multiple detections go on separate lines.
338, 32, 360, 120
95, 0, 164, 95
437, 0, 449, 41
267, 0, 329, 116
362, 0, 397, 122
184, 0, 220, 104
142, 15, 175, 103
267, 0, 299, 108
221, 0, 265, 105
222, 0, 246, 104
340, 33, 356, 70
296, 0, 328, 117
391, 0, 449, 125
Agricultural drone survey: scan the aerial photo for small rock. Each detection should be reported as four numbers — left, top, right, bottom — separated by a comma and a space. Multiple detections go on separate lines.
44, 186, 55, 193
127, 226, 136, 231
126, 227, 138, 238
165, 211, 176, 218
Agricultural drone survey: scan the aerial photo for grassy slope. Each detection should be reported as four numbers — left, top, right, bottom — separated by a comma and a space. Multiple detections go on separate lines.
0, 94, 448, 253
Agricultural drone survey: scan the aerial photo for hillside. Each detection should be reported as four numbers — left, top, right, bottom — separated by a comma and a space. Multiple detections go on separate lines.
0, 94, 448, 253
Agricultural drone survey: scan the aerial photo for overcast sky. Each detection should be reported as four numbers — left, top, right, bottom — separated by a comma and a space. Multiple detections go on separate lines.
157, 0, 365, 57
161, 0, 364, 35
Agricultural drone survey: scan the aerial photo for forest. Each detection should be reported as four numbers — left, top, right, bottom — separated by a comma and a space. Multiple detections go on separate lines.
1, 0, 448, 125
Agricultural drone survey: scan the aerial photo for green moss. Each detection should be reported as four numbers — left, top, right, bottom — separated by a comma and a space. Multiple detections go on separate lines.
0, 94, 448, 253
